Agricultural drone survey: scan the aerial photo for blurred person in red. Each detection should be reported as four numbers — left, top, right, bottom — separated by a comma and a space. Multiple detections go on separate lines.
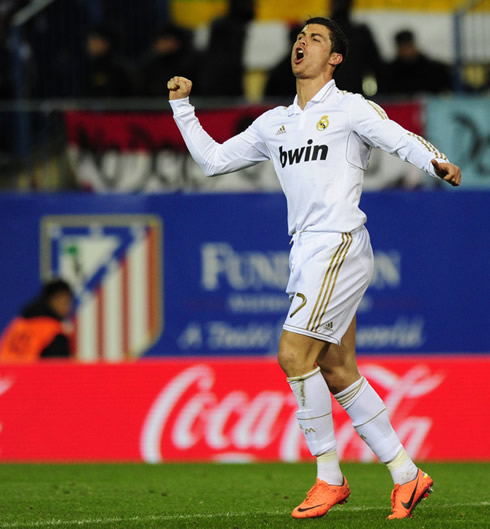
0, 279, 74, 363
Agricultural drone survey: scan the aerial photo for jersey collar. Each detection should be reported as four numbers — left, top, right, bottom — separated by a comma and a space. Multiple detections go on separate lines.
288, 79, 337, 116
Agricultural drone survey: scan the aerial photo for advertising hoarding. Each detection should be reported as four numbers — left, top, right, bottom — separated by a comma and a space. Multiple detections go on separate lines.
0, 192, 488, 358
0, 357, 488, 462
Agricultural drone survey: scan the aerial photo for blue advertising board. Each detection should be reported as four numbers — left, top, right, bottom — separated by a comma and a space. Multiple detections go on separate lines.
0, 191, 488, 358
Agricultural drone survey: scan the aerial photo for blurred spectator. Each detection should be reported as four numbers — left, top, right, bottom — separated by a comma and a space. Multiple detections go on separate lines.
0, 0, 29, 45
199, 0, 255, 97
96, 0, 161, 61
329, 0, 384, 95
0, 44, 11, 98
23, 0, 90, 98
0, 279, 74, 363
84, 25, 134, 97
138, 24, 201, 97
264, 24, 303, 100
380, 30, 452, 96
0, 0, 28, 41
0, 0, 29, 98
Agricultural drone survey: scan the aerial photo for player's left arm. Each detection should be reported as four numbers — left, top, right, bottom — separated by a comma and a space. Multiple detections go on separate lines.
349, 96, 461, 187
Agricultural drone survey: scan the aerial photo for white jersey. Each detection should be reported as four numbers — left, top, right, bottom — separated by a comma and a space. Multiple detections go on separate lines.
170, 79, 447, 235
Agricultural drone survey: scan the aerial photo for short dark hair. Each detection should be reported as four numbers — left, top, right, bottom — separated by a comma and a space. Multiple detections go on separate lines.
395, 29, 415, 46
304, 16, 348, 67
41, 279, 73, 301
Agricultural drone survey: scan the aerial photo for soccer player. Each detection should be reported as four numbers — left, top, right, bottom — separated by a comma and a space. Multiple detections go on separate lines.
167, 17, 461, 520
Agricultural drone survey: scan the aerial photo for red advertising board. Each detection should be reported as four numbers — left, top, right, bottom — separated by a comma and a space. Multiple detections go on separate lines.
0, 356, 488, 462
64, 102, 423, 152
64, 107, 271, 151
64, 101, 425, 192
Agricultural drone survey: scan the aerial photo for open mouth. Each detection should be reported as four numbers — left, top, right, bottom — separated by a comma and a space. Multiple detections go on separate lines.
294, 47, 305, 64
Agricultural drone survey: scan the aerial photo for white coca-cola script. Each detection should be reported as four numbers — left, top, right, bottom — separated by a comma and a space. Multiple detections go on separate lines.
140, 363, 444, 463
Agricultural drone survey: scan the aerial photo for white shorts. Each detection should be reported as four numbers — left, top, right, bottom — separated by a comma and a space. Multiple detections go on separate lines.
283, 226, 374, 345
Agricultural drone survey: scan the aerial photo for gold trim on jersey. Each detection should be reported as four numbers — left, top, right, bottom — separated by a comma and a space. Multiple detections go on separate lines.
339, 92, 388, 120
366, 100, 388, 120
408, 132, 448, 160
307, 232, 353, 333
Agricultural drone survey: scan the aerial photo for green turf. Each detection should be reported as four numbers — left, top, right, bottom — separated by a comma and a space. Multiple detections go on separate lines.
0, 462, 488, 528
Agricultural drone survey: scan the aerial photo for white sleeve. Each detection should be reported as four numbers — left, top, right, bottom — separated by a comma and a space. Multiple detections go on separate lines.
349, 95, 448, 178
169, 97, 270, 176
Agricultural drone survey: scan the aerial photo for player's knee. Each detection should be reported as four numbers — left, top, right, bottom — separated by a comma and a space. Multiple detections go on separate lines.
277, 347, 302, 376
277, 346, 316, 378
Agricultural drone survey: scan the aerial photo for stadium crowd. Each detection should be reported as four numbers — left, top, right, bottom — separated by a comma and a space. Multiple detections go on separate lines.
1, 0, 487, 194
0, 0, 458, 101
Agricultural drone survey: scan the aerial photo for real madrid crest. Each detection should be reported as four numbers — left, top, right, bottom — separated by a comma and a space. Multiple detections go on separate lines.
316, 115, 329, 131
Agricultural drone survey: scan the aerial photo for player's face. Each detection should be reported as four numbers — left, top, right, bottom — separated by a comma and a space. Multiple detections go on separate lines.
291, 24, 336, 79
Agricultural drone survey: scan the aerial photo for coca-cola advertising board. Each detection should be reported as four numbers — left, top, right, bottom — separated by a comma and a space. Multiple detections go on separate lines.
0, 356, 488, 462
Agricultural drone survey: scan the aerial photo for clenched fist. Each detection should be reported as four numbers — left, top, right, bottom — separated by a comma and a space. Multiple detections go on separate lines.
168, 76, 193, 100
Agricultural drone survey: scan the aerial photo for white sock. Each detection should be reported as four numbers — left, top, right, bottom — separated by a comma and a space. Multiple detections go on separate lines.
334, 376, 417, 485
317, 449, 343, 485
386, 448, 419, 485
288, 367, 343, 485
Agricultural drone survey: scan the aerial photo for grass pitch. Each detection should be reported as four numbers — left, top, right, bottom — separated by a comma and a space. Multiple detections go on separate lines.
0, 462, 488, 529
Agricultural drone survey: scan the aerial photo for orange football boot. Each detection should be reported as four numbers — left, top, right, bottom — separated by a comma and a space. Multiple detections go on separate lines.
292, 477, 350, 519
388, 468, 433, 519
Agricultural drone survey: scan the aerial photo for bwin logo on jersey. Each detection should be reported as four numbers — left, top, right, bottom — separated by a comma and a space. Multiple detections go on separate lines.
279, 140, 328, 168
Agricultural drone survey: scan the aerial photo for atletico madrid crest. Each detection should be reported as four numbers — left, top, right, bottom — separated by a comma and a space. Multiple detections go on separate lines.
40, 215, 163, 361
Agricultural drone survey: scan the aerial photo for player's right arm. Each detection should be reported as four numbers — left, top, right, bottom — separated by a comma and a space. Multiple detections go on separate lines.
167, 76, 270, 176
